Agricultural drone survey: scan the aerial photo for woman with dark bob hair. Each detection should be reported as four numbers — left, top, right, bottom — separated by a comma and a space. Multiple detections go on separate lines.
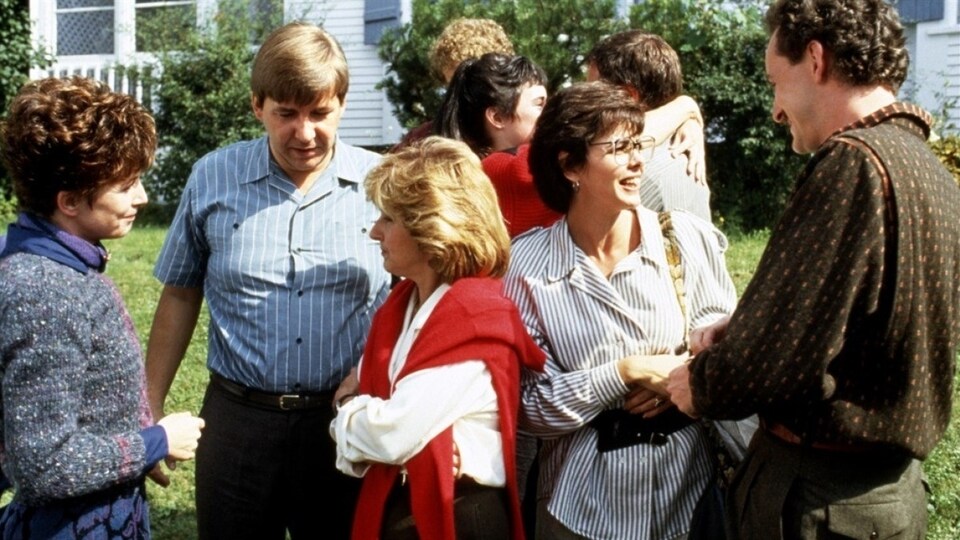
503, 81, 737, 539
0, 76, 204, 538
435, 52, 547, 159
331, 137, 545, 539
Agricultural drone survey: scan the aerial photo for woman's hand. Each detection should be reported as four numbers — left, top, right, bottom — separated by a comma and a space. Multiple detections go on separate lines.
616, 353, 690, 394
158, 411, 205, 461
623, 386, 673, 418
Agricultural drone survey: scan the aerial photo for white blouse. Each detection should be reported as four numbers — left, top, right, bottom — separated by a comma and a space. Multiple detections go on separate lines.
331, 283, 505, 486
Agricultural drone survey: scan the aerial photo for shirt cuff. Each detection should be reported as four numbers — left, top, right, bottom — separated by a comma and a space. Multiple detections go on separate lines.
590, 361, 630, 407
141, 425, 169, 472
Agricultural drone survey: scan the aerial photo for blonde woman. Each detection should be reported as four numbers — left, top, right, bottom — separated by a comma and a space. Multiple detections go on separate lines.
332, 137, 545, 539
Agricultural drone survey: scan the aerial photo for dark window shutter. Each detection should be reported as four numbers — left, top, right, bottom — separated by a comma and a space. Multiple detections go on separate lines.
897, 0, 944, 23
364, 0, 401, 46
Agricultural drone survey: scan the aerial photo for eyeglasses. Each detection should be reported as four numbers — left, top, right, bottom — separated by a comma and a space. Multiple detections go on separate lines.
589, 136, 656, 165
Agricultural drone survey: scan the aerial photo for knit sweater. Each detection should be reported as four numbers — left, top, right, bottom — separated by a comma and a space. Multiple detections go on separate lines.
0, 252, 154, 504
690, 103, 960, 459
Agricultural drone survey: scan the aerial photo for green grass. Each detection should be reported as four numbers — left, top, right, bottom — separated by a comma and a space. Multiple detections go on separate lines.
8, 224, 957, 538
103, 226, 209, 540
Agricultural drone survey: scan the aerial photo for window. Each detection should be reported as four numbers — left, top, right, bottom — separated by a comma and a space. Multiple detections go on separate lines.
57, 0, 115, 55
135, 1, 197, 52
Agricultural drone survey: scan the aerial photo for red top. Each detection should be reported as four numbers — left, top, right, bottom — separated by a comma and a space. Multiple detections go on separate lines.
482, 145, 563, 238
351, 278, 545, 540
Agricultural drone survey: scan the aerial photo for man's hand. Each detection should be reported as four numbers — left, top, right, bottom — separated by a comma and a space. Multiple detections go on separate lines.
667, 364, 699, 417
147, 464, 170, 488
690, 315, 731, 355
670, 117, 707, 184
334, 367, 360, 410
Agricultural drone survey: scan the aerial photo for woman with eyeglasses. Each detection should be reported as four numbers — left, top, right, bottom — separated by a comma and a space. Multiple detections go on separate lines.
502, 81, 737, 539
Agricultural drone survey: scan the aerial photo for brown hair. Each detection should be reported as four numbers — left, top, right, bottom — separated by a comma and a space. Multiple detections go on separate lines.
1, 76, 156, 217
251, 22, 349, 107
587, 30, 683, 109
765, 0, 908, 91
365, 137, 510, 282
529, 82, 646, 214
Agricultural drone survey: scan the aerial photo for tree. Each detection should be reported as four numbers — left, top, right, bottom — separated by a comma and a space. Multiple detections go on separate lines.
132, 0, 283, 205
377, 0, 625, 129
0, 0, 52, 200
630, 0, 805, 231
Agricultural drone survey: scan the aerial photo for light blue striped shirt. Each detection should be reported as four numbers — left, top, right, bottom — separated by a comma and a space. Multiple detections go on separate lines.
154, 136, 390, 393
504, 208, 736, 539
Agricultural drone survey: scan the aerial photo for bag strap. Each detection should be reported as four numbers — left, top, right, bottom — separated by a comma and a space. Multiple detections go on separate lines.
659, 211, 740, 488
658, 211, 689, 353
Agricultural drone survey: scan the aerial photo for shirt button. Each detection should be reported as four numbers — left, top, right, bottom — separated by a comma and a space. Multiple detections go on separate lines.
296, 337, 303, 344
297, 290, 304, 297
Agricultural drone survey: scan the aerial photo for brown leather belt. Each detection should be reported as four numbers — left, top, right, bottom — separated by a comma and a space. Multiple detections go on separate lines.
211, 372, 333, 411
765, 421, 875, 453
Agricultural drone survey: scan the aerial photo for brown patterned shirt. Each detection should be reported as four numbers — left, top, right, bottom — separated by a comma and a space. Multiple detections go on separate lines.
690, 103, 960, 459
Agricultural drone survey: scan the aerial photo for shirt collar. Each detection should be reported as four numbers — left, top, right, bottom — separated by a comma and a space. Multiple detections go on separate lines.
542, 208, 661, 283
829, 102, 933, 141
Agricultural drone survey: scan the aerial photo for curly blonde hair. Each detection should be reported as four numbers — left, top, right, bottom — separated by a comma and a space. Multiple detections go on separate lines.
1, 76, 156, 217
429, 18, 514, 83
365, 136, 510, 282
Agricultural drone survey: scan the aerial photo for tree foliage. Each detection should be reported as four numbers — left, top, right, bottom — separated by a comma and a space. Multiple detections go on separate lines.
378, 0, 802, 231
630, 0, 805, 231
131, 0, 282, 205
0, 0, 52, 199
377, 0, 625, 129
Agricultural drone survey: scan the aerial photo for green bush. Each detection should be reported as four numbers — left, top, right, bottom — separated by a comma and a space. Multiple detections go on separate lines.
630, 0, 805, 232
377, 0, 801, 232
377, 0, 625, 129
931, 135, 960, 187
0, 0, 53, 199
130, 0, 282, 205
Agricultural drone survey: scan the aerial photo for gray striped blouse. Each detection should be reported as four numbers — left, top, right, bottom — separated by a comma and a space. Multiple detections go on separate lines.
504, 208, 737, 539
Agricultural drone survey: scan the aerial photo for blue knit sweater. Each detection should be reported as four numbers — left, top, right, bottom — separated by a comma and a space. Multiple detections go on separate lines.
0, 214, 166, 520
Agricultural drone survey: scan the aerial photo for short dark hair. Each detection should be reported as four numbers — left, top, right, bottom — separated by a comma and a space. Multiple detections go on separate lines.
1, 76, 156, 217
529, 81, 646, 214
765, 0, 908, 91
587, 30, 683, 109
435, 53, 547, 157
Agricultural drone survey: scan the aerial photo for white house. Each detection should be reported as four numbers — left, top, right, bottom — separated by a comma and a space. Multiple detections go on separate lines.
28, 0, 410, 147
28, 0, 960, 146
897, 0, 960, 133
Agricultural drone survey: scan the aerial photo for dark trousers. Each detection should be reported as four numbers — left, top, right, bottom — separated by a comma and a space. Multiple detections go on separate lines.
195, 380, 360, 540
380, 477, 511, 540
728, 428, 928, 540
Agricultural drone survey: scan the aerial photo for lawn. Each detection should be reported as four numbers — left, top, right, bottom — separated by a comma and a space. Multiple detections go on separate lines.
16, 224, 960, 538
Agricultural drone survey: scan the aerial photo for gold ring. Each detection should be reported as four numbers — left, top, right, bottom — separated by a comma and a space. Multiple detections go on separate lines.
654, 398, 663, 407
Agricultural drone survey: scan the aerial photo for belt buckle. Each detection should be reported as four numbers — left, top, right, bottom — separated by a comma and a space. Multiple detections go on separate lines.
639, 432, 669, 446
279, 394, 303, 410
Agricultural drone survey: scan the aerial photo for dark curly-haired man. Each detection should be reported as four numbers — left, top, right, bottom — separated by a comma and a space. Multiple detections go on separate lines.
668, 0, 960, 537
